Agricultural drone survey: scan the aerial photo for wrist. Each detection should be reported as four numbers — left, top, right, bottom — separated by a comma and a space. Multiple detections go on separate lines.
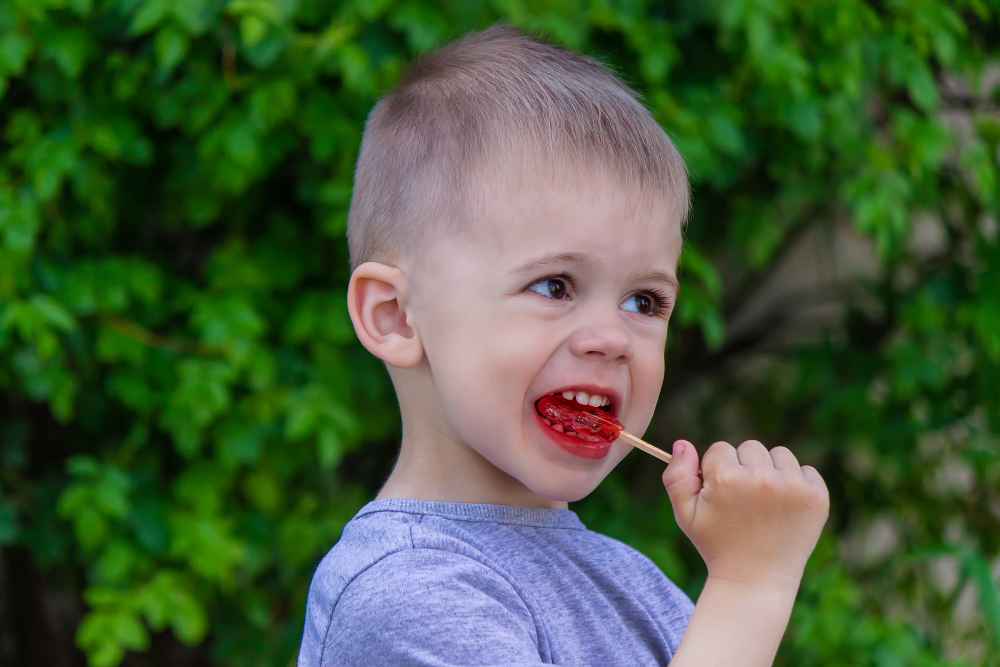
671, 573, 800, 666
705, 572, 802, 601
705, 560, 806, 597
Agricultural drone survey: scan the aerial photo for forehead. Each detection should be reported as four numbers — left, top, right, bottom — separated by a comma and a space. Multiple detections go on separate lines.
469, 167, 683, 272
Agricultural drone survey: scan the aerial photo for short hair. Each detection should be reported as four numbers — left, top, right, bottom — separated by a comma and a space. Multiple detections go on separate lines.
346, 21, 690, 273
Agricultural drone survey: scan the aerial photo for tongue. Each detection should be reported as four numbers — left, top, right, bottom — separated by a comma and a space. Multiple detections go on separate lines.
535, 395, 623, 443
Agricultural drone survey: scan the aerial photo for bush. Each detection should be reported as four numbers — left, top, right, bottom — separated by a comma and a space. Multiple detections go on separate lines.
1, 1, 997, 665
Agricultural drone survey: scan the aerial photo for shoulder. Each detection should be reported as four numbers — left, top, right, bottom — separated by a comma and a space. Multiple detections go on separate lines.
336, 547, 533, 622
299, 511, 541, 666
309, 548, 541, 666
304, 508, 526, 611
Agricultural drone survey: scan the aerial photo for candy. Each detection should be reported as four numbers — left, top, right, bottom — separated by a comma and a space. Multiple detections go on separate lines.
535, 394, 623, 443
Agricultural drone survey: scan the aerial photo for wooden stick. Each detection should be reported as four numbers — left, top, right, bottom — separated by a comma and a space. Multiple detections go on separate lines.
617, 430, 672, 463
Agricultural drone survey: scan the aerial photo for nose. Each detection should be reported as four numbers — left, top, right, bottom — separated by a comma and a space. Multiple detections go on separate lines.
567, 307, 634, 363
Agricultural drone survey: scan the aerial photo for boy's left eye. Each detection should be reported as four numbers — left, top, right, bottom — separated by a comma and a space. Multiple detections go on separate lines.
622, 294, 655, 316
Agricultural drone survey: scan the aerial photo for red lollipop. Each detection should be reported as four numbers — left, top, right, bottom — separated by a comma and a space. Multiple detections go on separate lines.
535, 394, 671, 462
536, 394, 623, 442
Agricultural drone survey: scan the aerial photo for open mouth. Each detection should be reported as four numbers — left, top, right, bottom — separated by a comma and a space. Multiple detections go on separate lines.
534, 390, 618, 443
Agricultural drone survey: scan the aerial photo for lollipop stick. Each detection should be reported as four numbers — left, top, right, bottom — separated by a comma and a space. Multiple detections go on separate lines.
617, 430, 672, 463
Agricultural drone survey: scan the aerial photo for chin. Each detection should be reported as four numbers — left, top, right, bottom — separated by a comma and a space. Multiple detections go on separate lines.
527, 476, 603, 504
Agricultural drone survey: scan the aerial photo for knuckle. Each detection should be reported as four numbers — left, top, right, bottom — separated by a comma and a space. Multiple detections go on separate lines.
750, 467, 779, 491
812, 483, 831, 505
707, 441, 733, 455
801, 465, 829, 488
738, 439, 765, 451
661, 468, 682, 487
771, 445, 795, 460
715, 467, 741, 486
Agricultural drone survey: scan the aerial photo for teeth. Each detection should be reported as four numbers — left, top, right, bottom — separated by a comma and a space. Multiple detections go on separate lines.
543, 418, 553, 426
550, 390, 611, 409
553, 423, 564, 432
563, 429, 602, 443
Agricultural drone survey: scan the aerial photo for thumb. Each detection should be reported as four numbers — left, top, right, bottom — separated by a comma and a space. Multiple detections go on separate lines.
661, 440, 701, 529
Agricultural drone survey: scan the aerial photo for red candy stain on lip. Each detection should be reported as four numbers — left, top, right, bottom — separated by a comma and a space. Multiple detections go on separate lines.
535, 395, 623, 443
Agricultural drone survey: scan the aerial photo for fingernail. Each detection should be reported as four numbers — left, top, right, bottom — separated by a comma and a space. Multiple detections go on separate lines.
673, 440, 686, 456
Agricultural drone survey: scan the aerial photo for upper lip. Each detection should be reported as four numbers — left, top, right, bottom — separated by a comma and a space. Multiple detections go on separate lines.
536, 384, 622, 418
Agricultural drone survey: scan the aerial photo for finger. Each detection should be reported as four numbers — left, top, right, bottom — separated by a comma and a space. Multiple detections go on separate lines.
801, 465, 827, 490
801, 465, 831, 515
769, 446, 800, 473
701, 441, 738, 482
736, 440, 772, 469
661, 440, 703, 528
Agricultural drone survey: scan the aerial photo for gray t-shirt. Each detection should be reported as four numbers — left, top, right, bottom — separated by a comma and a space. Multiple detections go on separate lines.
298, 497, 693, 666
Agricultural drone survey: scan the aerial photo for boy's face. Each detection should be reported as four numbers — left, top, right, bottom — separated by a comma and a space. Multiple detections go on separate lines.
399, 169, 683, 508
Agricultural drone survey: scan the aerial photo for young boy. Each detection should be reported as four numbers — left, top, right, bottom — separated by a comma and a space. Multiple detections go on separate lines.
298, 22, 829, 666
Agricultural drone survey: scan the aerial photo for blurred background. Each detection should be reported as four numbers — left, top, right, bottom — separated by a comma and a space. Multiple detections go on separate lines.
1, 1, 998, 665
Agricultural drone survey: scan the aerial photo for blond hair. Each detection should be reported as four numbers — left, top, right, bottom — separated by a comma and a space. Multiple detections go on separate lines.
346, 22, 690, 272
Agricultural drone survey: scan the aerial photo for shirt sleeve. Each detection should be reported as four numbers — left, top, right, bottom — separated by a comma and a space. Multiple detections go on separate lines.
318, 548, 555, 667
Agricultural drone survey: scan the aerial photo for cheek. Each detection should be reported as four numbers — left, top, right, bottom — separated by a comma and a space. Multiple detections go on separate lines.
430, 330, 544, 438
628, 340, 666, 422
636, 336, 666, 381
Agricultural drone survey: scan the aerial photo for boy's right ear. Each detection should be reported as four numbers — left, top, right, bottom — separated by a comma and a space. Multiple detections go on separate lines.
346, 262, 423, 369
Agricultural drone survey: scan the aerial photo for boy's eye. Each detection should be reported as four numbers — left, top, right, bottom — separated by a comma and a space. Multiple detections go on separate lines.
527, 277, 569, 300
527, 274, 671, 318
622, 294, 653, 316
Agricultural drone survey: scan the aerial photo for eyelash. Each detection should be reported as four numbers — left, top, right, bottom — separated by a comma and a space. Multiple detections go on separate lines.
527, 272, 672, 318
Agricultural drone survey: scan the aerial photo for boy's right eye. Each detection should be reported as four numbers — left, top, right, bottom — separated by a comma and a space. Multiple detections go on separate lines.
527, 276, 570, 300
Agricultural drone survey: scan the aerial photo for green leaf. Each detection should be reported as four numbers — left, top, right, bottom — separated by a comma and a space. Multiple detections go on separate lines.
240, 15, 268, 48
959, 549, 1000, 651
0, 33, 33, 75
130, 1, 169, 36
28, 294, 76, 332
77, 607, 149, 667
154, 25, 189, 73
317, 426, 342, 469
41, 27, 89, 79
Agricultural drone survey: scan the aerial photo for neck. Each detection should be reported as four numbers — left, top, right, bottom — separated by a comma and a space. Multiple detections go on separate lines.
375, 423, 569, 510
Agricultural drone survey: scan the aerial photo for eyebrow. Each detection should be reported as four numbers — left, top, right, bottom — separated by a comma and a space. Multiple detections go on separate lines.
506, 251, 680, 294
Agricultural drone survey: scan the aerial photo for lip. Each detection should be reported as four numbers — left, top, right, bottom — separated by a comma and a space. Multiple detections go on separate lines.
532, 406, 615, 460
537, 383, 623, 419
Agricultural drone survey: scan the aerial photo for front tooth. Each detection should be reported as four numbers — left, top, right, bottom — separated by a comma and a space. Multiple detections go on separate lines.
562, 391, 575, 400
553, 423, 564, 432
588, 395, 603, 407
575, 392, 589, 405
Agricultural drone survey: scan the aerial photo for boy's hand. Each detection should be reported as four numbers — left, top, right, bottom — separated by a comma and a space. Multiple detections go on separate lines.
662, 440, 829, 594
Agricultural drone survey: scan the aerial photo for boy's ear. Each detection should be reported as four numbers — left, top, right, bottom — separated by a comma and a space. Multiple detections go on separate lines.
346, 262, 423, 369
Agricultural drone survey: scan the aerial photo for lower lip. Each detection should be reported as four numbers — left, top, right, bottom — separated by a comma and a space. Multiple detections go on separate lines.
533, 407, 614, 460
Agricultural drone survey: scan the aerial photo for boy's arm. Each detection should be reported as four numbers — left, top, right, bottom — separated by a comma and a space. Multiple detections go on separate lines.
670, 577, 796, 664
661, 439, 830, 666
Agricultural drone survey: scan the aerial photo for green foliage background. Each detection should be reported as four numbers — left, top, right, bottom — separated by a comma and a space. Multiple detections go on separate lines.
1, 0, 998, 665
